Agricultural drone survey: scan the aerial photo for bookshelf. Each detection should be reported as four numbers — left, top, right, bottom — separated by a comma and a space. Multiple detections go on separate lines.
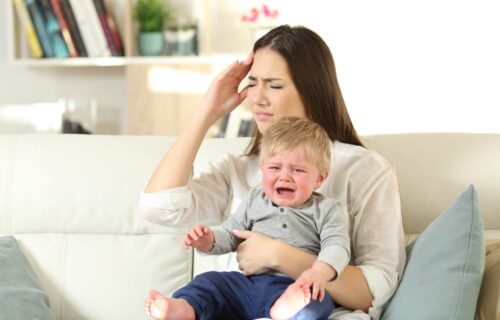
7, 0, 250, 136
8, 0, 217, 65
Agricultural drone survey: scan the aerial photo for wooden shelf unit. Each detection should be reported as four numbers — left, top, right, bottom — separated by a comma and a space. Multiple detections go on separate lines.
8, 0, 215, 64
6, 0, 248, 136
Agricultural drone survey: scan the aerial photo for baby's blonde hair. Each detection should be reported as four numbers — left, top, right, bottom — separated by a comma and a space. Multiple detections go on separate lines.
259, 117, 331, 174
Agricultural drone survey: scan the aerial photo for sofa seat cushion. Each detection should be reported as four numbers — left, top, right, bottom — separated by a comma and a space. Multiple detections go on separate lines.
382, 185, 485, 320
0, 236, 56, 320
12, 233, 192, 320
475, 240, 500, 320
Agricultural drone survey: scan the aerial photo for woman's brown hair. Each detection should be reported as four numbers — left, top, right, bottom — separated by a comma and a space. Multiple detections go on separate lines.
246, 25, 364, 156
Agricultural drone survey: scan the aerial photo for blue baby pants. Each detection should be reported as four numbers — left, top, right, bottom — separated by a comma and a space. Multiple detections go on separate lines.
172, 271, 334, 320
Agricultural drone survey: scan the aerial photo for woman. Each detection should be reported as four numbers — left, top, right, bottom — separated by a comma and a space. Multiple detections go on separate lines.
140, 25, 406, 319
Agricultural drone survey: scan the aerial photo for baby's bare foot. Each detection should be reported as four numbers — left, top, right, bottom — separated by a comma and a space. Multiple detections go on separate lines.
145, 290, 195, 320
270, 283, 311, 320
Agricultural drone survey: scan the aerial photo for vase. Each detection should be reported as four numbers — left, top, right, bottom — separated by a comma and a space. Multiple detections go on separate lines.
138, 32, 164, 56
164, 22, 198, 56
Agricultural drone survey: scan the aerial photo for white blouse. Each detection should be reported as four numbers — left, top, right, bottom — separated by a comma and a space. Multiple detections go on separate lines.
140, 141, 406, 320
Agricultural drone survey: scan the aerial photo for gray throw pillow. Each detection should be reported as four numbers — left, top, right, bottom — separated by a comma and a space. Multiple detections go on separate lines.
382, 185, 485, 320
0, 236, 55, 320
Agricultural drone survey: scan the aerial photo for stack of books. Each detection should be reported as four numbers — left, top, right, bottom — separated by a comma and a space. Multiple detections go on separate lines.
13, 0, 124, 58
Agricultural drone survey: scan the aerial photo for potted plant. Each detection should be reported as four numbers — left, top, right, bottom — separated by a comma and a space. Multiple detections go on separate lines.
133, 0, 172, 56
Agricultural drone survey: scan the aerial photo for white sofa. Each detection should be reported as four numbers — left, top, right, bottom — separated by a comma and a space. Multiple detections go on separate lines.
0, 133, 499, 320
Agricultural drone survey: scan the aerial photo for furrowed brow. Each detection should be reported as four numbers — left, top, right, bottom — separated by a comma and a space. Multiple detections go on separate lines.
248, 75, 282, 82
264, 77, 282, 82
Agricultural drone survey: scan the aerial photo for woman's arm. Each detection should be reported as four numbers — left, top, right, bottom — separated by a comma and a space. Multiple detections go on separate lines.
325, 265, 372, 312
272, 240, 373, 311
234, 231, 373, 311
145, 55, 253, 193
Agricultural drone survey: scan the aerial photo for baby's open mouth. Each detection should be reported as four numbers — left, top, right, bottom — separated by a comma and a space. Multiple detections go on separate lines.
277, 188, 294, 195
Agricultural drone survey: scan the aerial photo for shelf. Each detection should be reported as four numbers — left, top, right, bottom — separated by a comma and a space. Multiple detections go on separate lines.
9, 54, 242, 67
124, 54, 241, 65
6, 0, 250, 136
11, 57, 126, 67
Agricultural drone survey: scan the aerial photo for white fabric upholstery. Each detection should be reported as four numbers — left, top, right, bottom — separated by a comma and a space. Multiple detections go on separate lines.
362, 133, 500, 241
0, 135, 191, 320
0, 133, 498, 319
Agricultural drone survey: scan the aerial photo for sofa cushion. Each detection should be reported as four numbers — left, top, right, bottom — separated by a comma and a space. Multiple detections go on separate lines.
475, 240, 500, 320
382, 185, 485, 320
0, 236, 55, 320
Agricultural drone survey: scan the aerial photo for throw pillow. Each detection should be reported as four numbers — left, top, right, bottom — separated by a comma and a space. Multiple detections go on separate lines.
475, 240, 500, 320
382, 185, 485, 320
0, 236, 56, 320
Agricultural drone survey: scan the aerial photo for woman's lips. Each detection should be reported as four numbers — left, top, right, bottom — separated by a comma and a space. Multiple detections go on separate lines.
255, 112, 273, 121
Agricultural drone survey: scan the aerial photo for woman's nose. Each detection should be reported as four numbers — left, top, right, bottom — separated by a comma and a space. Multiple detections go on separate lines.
252, 85, 268, 106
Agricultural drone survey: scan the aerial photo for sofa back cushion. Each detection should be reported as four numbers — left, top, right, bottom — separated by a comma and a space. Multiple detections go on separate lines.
0, 135, 191, 320
363, 133, 500, 241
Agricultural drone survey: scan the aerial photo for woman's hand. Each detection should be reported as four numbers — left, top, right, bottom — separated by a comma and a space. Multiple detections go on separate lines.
233, 229, 277, 275
198, 53, 254, 124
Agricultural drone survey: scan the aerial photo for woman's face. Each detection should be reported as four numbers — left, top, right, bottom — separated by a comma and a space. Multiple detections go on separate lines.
247, 48, 306, 133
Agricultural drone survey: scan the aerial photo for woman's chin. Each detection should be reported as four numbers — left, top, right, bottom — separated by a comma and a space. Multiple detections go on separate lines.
255, 120, 274, 134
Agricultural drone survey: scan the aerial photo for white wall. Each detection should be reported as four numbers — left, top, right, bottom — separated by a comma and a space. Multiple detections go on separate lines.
212, 0, 500, 134
1, 0, 499, 135
310, 0, 500, 134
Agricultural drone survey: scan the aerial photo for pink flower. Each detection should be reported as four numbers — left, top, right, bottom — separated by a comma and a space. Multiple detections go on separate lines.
241, 4, 278, 23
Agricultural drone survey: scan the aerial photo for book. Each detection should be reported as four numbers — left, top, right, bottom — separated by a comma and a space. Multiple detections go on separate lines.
59, 0, 87, 57
24, 0, 53, 57
93, 0, 123, 56
102, 0, 124, 56
38, 0, 69, 58
50, 0, 77, 57
68, 0, 110, 57
81, 0, 111, 56
12, 0, 43, 58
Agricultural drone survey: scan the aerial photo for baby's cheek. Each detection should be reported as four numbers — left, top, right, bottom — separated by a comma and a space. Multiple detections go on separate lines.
261, 176, 275, 195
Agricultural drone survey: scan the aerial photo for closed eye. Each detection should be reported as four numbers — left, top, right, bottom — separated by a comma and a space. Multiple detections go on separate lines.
248, 76, 284, 89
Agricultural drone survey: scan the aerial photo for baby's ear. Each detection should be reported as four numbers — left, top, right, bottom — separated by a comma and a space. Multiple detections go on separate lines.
315, 171, 329, 189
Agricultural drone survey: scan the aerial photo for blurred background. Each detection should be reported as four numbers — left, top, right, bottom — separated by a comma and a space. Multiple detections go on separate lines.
1, 0, 499, 137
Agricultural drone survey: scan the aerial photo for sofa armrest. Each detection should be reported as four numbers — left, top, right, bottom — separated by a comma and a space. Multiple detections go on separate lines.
475, 240, 500, 320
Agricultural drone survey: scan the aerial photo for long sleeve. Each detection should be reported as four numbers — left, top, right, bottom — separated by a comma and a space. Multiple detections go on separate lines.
316, 200, 351, 277
351, 166, 406, 319
139, 154, 260, 227
210, 196, 253, 255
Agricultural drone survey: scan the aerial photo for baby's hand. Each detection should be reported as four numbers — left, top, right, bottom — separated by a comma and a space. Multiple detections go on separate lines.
295, 262, 336, 302
182, 224, 214, 252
